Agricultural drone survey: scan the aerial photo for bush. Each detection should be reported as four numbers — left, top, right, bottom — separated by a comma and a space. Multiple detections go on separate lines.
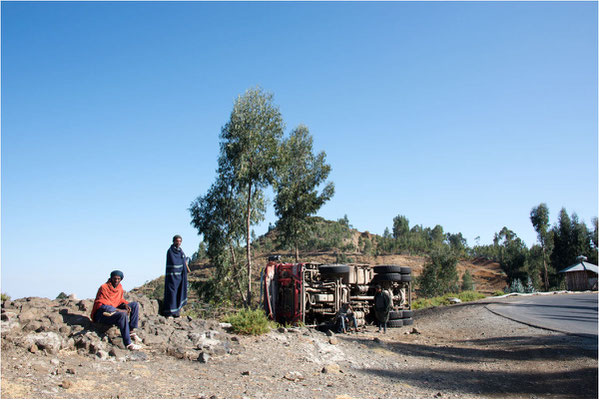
461, 270, 474, 291
417, 250, 459, 297
412, 291, 486, 309
1, 293, 10, 302
224, 308, 273, 335
493, 290, 505, 296
507, 279, 525, 293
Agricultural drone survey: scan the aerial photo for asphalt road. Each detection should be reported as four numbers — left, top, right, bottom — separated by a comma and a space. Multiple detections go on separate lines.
486, 292, 598, 337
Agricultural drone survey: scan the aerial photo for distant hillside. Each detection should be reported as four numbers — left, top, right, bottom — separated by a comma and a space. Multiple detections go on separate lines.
132, 220, 507, 300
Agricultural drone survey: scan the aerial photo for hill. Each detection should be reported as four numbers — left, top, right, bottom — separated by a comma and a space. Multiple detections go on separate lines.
132, 221, 507, 302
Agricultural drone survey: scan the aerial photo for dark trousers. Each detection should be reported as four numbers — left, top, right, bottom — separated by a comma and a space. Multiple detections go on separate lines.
94, 302, 139, 346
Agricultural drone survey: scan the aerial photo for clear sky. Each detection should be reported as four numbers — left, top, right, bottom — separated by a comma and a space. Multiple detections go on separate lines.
2, 1, 597, 300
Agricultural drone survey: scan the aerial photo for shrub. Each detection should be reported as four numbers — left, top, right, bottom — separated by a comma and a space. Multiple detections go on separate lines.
1, 293, 10, 302
224, 308, 273, 335
461, 270, 474, 291
507, 279, 525, 293
493, 290, 505, 296
417, 250, 459, 297
412, 291, 486, 309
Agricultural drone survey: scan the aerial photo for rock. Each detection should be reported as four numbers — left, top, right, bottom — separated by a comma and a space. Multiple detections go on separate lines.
373, 338, 381, 343
1, 311, 17, 321
329, 337, 338, 345
109, 348, 127, 359
278, 327, 287, 333
230, 336, 239, 342
23, 320, 43, 332
29, 344, 38, 353
67, 294, 78, 301
219, 322, 232, 329
127, 351, 148, 362
143, 334, 167, 346
50, 358, 60, 366
198, 352, 210, 363
61, 379, 73, 389
66, 368, 76, 375
241, 371, 251, 376
23, 332, 63, 354
326, 329, 334, 337
166, 346, 187, 359
287, 328, 299, 333
96, 350, 110, 360
448, 297, 462, 304
410, 327, 421, 335
283, 371, 304, 381
322, 363, 341, 374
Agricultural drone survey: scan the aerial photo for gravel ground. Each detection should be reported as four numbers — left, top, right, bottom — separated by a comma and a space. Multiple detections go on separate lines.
2, 301, 597, 399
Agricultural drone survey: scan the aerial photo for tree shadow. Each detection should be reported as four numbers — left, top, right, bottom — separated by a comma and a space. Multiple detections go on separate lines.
343, 333, 597, 364
360, 366, 598, 398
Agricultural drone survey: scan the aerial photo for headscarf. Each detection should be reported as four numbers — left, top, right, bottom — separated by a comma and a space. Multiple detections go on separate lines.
110, 270, 124, 280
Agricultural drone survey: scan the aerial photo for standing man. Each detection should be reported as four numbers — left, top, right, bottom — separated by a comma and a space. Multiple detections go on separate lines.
374, 284, 393, 333
163, 235, 190, 317
91, 270, 142, 350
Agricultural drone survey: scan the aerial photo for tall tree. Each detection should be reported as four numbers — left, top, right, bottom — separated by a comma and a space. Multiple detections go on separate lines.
417, 249, 459, 297
274, 125, 334, 261
392, 215, 410, 239
219, 87, 285, 304
494, 227, 529, 284
530, 203, 551, 290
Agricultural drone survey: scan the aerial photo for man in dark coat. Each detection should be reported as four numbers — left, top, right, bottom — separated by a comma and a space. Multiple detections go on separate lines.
374, 284, 393, 333
163, 235, 190, 317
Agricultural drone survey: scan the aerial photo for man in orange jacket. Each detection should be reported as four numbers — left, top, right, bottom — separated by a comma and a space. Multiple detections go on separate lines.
91, 270, 142, 350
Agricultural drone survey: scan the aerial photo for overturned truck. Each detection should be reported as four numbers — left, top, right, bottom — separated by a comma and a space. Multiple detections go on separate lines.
261, 256, 413, 328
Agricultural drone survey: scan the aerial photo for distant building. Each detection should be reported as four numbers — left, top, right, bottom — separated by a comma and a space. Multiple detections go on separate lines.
558, 255, 598, 291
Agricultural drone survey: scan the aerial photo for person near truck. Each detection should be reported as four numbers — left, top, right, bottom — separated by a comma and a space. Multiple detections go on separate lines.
163, 234, 190, 317
374, 284, 393, 333
336, 302, 359, 333
90, 270, 142, 350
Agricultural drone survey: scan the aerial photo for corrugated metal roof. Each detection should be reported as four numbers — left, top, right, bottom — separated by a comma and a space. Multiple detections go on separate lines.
559, 261, 598, 274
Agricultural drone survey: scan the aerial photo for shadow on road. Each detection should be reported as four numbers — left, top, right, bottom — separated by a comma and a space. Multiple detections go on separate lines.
360, 366, 598, 398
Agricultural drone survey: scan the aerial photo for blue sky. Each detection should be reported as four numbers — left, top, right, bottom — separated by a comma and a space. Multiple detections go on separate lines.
2, 1, 597, 300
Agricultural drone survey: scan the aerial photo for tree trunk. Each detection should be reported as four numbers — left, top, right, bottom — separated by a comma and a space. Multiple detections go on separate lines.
295, 246, 299, 262
542, 245, 549, 291
246, 181, 253, 305
229, 242, 247, 306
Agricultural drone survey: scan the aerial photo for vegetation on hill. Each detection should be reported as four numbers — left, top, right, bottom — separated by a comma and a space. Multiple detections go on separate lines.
180, 89, 598, 309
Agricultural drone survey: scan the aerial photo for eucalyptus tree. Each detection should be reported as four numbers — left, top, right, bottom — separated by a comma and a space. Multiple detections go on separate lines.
274, 125, 334, 261
530, 203, 551, 290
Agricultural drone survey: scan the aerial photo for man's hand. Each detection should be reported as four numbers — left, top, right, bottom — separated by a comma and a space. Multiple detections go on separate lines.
118, 304, 131, 314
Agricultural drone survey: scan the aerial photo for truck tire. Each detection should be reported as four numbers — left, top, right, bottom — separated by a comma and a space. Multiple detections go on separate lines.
402, 317, 414, 326
373, 265, 402, 274
319, 264, 350, 274
400, 267, 412, 274
372, 273, 402, 282
389, 310, 403, 320
401, 274, 412, 282
387, 319, 404, 328
402, 310, 413, 318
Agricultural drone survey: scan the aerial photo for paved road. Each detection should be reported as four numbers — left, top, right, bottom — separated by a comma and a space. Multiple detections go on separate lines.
486, 292, 598, 337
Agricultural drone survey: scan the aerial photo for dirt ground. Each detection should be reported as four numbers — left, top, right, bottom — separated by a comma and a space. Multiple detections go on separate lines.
2, 299, 597, 399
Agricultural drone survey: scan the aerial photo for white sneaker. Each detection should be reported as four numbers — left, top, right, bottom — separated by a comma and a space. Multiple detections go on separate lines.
127, 343, 142, 351
130, 332, 142, 343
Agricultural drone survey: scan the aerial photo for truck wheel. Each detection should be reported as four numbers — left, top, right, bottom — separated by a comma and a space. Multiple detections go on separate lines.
401, 274, 412, 282
400, 267, 412, 274
319, 264, 350, 274
372, 273, 402, 282
373, 265, 402, 274
402, 310, 413, 318
389, 310, 403, 320
402, 317, 414, 326
387, 319, 404, 328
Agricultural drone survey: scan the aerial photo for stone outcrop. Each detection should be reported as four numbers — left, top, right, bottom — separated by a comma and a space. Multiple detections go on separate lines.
1, 293, 237, 362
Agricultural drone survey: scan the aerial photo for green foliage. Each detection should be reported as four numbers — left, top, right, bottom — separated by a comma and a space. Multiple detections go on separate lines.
150, 280, 165, 302
1, 293, 11, 302
417, 250, 460, 298
305, 216, 353, 251
530, 203, 552, 290
224, 308, 274, 335
392, 215, 410, 239
494, 227, 529, 284
55, 292, 68, 300
461, 270, 474, 291
412, 291, 486, 309
493, 290, 505, 296
274, 124, 334, 260
506, 279, 525, 293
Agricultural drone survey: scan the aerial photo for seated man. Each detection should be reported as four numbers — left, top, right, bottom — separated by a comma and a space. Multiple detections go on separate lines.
336, 302, 359, 333
90, 270, 142, 350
